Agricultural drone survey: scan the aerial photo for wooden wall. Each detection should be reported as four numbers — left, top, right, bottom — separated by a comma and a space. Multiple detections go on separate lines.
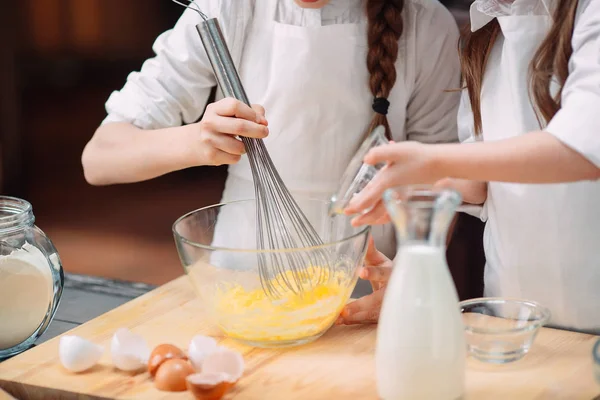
0, 2, 21, 194
19, 0, 168, 58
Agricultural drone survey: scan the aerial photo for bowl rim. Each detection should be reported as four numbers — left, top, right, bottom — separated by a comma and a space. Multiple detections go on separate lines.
172, 198, 371, 253
459, 297, 552, 335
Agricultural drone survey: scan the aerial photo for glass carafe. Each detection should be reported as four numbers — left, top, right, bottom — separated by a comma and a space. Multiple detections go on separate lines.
0, 196, 64, 359
376, 186, 466, 400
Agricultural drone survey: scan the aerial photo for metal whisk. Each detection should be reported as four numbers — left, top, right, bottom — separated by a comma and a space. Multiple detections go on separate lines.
171, 0, 332, 298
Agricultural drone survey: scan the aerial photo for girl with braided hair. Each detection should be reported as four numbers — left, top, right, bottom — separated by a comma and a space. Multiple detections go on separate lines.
83, 0, 461, 267
341, 0, 600, 333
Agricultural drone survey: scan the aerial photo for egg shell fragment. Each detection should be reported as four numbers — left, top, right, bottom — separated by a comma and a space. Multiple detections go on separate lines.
110, 328, 150, 371
59, 335, 104, 373
188, 335, 218, 371
202, 347, 245, 383
186, 372, 234, 400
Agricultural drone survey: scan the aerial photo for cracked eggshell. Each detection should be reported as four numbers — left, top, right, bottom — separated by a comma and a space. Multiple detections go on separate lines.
188, 335, 218, 371
186, 372, 235, 400
111, 328, 150, 371
59, 335, 104, 373
202, 347, 244, 383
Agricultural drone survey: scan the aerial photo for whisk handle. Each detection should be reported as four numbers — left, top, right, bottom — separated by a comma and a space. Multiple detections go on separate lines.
196, 19, 251, 107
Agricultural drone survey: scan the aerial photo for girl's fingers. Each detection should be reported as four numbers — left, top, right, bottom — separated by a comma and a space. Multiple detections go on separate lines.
350, 200, 388, 226
251, 103, 265, 116
363, 142, 403, 166
364, 235, 377, 258
336, 290, 384, 325
363, 233, 390, 266
209, 133, 247, 156
251, 104, 268, 125
203, 148, 242, 166
361, 265, 392, 283
345, 189, 380, 215
344, 165, 393, 214
373, 212, 391, 225
210, 98, 258, 120
204, 115, 269, 139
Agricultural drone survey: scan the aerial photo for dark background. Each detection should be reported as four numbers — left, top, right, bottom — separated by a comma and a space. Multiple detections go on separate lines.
0, 1, 480, 294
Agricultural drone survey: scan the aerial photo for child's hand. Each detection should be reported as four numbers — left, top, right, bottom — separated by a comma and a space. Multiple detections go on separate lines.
190, 98, 269, 166
335, 237, 392, 325
343, 141, 440, 225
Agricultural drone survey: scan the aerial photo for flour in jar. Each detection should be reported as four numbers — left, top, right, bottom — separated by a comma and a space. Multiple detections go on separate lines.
0, 243, 53, 349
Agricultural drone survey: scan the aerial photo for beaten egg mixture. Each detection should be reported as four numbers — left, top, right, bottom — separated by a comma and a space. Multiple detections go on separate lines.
214, 266, 354, 342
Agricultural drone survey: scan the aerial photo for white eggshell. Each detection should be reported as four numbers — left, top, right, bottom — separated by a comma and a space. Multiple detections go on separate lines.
202, 347, 244, 381
110, 328, 150, 371
59, 335, 104, 373
188, 335, 218, 371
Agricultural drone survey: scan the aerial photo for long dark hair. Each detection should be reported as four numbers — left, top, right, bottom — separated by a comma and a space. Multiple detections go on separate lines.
460, 0, 579, 135
366, 0, 404, 139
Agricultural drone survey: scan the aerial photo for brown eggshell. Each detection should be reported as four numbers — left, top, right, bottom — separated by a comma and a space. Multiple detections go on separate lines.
186, 373, 233, 400
148, 344, 187, 376
154, 359, 195, 392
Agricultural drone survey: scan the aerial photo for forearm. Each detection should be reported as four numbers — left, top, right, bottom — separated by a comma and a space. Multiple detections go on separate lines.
82, 123, 193, 185
435, 177, 487, 205
436, 131, 600, 184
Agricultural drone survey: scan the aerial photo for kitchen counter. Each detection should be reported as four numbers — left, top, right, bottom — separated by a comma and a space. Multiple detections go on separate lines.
1, 275, 598, 399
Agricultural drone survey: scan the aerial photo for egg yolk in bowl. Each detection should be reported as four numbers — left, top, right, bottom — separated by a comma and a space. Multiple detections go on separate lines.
189, 263, 357, 346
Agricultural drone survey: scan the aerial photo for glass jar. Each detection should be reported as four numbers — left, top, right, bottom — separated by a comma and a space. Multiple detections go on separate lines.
0, 196, 64, 359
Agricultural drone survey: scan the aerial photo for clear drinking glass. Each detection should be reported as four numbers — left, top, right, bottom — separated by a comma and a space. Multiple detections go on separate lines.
0, 196, 64, 360
173, 198, 370, 348
328, 125, 388, 216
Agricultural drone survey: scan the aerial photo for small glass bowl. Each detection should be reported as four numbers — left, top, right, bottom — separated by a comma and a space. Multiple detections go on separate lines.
593, 338, 600, 384
459, 298, 551, 364
328, 125, 387, 216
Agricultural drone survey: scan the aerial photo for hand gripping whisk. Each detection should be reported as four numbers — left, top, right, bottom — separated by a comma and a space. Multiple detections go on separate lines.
171, 0, 333, 298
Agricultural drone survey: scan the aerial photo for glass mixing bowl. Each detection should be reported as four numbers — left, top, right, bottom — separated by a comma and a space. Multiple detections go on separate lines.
460, 298, 551, 364
173, 198, 370, 348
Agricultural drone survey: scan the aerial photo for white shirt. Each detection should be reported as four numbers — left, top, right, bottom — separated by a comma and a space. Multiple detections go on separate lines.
459, 0, 600, 333
102, 0, 461, 260
102, 0, 460, 144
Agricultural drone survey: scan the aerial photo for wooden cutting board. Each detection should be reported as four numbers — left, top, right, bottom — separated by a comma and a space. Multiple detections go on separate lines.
0, 276, 598, 400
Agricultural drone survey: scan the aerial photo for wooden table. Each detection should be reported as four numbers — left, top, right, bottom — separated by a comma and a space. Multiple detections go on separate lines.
35, 273, 156, 346
0, 276, 598, 400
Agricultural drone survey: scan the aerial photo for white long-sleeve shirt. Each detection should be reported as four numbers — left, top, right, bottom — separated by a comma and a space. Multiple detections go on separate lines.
101, 0, 462, 259
459, 0, 600, 333
102, 0, 461, 146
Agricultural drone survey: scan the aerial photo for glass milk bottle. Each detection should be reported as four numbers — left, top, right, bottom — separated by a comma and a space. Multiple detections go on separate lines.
0, 196, 64, 359
376, 186, 466, 400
